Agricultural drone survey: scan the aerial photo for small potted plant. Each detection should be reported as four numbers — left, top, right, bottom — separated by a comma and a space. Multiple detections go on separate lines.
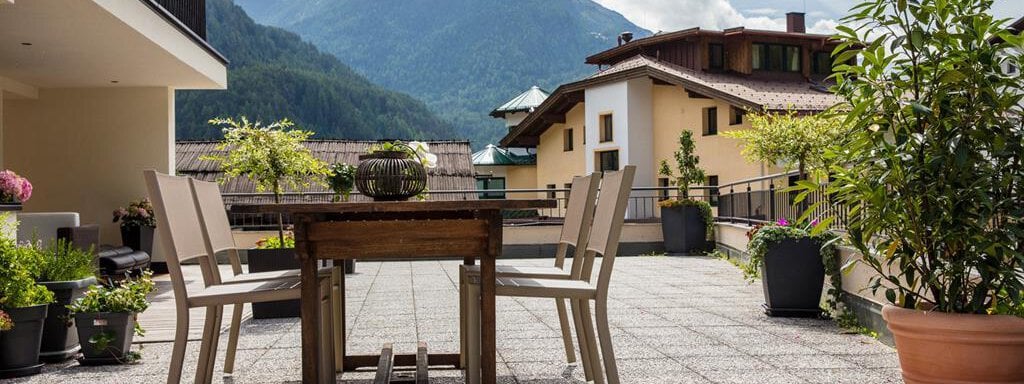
67, 270, 155, 365
328, 163, 357, 202
0, 234, 55, 378
203, 116, 331, 318
0, 170, 32, 207
356, 141, 437, 201
741, 218, 838, 317
657, 130, 712, 254
28, 239, 98, 361
112, 198, 156, 259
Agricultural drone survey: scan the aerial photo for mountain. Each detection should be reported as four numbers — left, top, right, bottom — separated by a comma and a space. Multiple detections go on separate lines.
233, 0, 649, 147
175, 0, 453, 141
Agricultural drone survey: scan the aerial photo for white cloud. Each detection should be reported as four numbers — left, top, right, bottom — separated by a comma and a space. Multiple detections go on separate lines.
593, 0, 837, 34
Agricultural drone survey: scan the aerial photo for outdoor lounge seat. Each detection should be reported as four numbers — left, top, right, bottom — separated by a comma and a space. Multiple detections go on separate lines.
96, 246, 151, 277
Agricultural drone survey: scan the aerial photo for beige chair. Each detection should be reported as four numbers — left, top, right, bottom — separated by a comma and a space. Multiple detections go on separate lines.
459, 174, 601, 369
464, 166, 635, 384
188, 178, 343, 373
144, 170, 335, 384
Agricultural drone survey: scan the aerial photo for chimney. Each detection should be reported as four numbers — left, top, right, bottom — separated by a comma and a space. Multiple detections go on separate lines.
786, 12, 806, 33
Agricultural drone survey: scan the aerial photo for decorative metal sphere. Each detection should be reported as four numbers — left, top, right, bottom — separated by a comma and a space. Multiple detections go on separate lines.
354, 151, 427, 201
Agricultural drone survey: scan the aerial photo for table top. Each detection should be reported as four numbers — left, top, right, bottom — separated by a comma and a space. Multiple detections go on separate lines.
231, 199, 556, 214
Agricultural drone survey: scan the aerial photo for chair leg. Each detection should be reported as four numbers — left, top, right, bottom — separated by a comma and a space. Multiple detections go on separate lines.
195, 306, 220, 384
465, 279, 481, 384
555, 298, 577, 363
224, 304, 243, 373
579, 301, 605, 384
206, 305, 224, 381
332, 265, 344, 373
167, 307, 190, 384
595, 299, 619, 384
320, 280, 336, 384
570, 299, 594, 382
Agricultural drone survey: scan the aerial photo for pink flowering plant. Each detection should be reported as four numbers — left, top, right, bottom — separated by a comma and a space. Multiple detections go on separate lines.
0, 170, 32, 204
112, 198, 156, 228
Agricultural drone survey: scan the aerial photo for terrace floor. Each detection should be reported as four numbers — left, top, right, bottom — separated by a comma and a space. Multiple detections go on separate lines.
14, 256, 903, 383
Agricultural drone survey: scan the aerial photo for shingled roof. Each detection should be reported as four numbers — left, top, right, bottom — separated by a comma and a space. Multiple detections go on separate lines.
176, 140, 476, 203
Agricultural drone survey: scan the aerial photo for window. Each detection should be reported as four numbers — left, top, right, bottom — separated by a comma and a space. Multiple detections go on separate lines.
476, 177, 506, 199
1008, 63, 1018, 75
709, 43, 724, 70
729, 106, 744, 125
658, 177, 670, 201
563, 128, 574, 151
753, 43, 801, 73
546, 184, 557, 199
600, 114, 613, 142
707, 175, 719, 206
597, 150, 619, 172
811, 51, 832, 75
702, 107, 718, 136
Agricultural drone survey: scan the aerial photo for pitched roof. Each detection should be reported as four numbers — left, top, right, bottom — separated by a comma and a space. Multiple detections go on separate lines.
585, 27, 835, 65
490, 86, 550, 118
500, 55, 841, 147
176, 140, 476, 203
471, 145, 536, 166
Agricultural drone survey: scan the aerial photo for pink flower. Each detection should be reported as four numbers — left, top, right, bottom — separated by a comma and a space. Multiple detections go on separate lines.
776, 218, 789, 226
811, 219, 820, 227
18, 177, 32, 202
0, 170, 25, 203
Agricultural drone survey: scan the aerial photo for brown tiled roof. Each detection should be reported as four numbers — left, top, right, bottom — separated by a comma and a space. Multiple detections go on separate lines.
176, 140, 476, 203
592, 55, 841, 111
585, 27, 836, 65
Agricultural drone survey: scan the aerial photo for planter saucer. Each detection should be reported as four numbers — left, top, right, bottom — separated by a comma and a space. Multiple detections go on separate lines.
0, 363, 44, 379
763, 304, 824, 318
77, 355, 132, 366
39, 345, 81, 363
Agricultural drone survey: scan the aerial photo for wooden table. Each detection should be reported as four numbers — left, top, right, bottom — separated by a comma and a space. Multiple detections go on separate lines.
234, 200, 556, 384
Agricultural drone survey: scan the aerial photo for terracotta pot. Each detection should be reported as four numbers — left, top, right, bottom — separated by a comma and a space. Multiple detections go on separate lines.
882, 305, 1024, 383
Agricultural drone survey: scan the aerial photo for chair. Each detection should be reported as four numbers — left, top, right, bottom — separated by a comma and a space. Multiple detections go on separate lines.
464, 166, 635, 384
459, 174, 600, 369
144, 170, 335, 384
188, 178, 344, 373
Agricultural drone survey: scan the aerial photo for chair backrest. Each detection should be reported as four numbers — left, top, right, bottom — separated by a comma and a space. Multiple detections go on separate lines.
189, 178, 244, 276
16, 212, 79, 245
581, 165, 635, 297
144, 171, 222, 299
556, 174, 601, 273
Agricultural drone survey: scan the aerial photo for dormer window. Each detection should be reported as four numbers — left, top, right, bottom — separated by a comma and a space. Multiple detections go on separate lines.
753, 43, 801, 73
709, 43, 724, 70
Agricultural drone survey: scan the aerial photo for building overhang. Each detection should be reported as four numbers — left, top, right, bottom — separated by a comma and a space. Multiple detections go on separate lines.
0, 0, 227, 93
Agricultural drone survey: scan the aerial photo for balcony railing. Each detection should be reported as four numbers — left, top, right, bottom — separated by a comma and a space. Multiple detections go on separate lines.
716, 171, 849, 230
147, 0, 207, 40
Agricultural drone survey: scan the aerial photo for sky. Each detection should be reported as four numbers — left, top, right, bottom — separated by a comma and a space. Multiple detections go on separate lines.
593, 0, 1024, 34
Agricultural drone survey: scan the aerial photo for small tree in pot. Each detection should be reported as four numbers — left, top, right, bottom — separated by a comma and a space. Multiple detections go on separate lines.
657, 130, 712, 254
0, 224, 55, 378
203, 116, 330, 318
822, 0, 1024, 382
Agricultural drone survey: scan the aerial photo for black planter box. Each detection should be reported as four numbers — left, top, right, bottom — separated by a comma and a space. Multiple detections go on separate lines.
120, 225, 154, 257
0, 304, 48, 378
248, 248, 301, 319
39, 277, 96, 362
74, 312, 136, 364
660, 205, 707, 254
761, 238, 826, 317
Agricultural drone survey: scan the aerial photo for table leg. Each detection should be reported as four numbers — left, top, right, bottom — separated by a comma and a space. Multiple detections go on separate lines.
337, 264, 347, 371
299, 245, 323, 383
482, 209, 502, 384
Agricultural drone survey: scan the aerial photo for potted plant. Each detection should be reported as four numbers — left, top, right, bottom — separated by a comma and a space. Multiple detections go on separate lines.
741, 218, 839, 317
0, 231, 55, 378
657, 130, 712, 253
328, 163, 357, 202
0, 170, 31, 238
29, 239, 97, 361
203, 116, 330, 318
112, 198, 156, 262
67, 270, 154, 364
822, 0, 1024, 382
355, 141, 437, 201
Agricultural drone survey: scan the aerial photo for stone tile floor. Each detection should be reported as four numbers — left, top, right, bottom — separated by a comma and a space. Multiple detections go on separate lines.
10, 256, 903, 383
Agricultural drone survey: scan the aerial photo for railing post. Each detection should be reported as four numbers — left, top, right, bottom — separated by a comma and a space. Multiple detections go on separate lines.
745, 183, 752, 225
729, 186, 735, 223
769, 181, 776, 223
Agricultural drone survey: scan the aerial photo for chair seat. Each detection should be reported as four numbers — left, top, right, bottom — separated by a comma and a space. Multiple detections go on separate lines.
462, 264, 570, 279
494, 277, 597, 299
221, 266, 334, 284
187, 277, 328, 308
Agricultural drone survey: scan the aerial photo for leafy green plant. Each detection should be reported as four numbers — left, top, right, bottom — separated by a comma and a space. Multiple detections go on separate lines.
203, 117, 331, 245
0, 237, 54, 310
328, 163, 357, 202
68, 270, 155, 315
255, 233, 295, 249
30, 239, 96, 282
743, 219, 842, 315
822, 0, 1024, 315
722, 109, 842, 181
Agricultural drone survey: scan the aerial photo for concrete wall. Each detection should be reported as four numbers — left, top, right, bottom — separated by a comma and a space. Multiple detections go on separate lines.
3, 87, 175, 261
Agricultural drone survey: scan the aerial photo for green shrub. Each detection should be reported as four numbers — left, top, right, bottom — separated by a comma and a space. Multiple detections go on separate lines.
255, 233, 295, 249
68, 271, 155, 315
30, 239, 96, 282
0, 238, 54, 309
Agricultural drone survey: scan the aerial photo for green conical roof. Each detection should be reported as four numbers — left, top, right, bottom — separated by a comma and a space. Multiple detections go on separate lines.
472, 145, 536, 166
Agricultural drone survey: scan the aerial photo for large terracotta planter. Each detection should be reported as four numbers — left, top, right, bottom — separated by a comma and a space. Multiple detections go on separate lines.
883, 305, 1024, 383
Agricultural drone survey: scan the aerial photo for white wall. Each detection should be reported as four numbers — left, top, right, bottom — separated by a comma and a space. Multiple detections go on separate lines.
585, 81, 628, 174
504, 111, 529, 128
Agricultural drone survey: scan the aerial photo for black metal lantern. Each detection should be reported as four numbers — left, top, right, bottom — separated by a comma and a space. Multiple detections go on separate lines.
354, 151, 427, 201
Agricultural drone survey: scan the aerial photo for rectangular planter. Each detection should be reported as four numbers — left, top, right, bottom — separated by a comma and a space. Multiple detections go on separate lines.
38, 277, 96, 362
248, 248, 301, 319
74, 312, 135, 364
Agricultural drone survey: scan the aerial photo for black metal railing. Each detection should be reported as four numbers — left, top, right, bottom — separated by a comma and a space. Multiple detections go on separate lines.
716, 171, 849, 230
149, 0, 207, 39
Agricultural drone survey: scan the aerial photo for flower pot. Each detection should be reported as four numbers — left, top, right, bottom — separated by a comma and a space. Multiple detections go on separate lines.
882, 305, 1024, 383
248, 247, 301, 319
39, 277, 96, 362
74, 312, 136, 364
120, 225, 154, 256
0, 304, 48, 378
760, 238, 825, 317
355, 151, 427, 201
660, 205, 707, 254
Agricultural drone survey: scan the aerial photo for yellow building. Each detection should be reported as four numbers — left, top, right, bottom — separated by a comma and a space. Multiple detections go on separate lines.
498, 13, 843, 204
